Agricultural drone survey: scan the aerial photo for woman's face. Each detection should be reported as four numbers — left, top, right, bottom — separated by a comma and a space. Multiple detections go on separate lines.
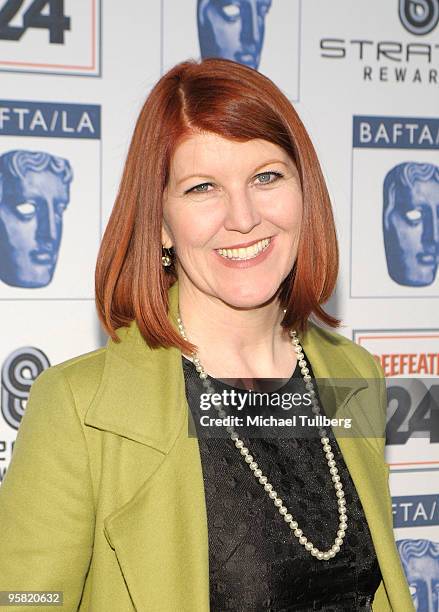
162, 132, 303, 309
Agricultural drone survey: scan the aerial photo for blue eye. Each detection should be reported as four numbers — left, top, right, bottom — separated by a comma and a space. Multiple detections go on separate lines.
256, 171, 283, 185
187, 182, 211, 194
185, 171, 283, 195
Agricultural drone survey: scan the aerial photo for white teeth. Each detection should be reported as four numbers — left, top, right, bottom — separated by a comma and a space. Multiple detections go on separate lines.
217, 238, 271, 261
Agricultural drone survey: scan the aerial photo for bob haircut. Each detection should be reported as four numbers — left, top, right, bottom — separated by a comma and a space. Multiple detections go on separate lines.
95, 58, 340, 356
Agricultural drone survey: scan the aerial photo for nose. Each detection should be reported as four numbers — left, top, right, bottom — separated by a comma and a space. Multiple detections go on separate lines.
223, 190, 262, 234
434, 204, 439, 245
36, 201, 58, 246
241, 1, 261, 46
423, 203, 439, 252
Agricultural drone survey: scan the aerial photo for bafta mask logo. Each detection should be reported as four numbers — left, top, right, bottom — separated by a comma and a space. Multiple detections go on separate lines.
0, 150, 73, 288
397, 539, 439, 612
197, 0, 272, 69
399, 0, 439, 35
383, 162, 439, 287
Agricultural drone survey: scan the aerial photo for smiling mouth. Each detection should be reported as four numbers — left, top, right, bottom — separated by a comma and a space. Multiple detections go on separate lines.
216, 237, 272, 261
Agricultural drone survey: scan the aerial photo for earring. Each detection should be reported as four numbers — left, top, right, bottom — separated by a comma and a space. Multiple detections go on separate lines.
162, 245, 173, 267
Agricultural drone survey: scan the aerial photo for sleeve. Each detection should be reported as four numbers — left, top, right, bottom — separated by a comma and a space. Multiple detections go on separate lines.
0, 366, 95, 611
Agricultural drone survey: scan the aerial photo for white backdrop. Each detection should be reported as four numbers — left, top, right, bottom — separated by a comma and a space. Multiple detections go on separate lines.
0, 1, 437, 609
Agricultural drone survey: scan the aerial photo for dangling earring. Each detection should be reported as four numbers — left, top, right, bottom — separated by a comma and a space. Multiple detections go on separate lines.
162, 245, 173, 267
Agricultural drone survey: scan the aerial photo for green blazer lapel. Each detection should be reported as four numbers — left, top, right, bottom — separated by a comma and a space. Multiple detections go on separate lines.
299, 321, 380, 456
84, 327, 184, 453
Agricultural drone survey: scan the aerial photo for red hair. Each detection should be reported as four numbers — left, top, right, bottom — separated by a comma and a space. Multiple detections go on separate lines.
95, 58, 340, 355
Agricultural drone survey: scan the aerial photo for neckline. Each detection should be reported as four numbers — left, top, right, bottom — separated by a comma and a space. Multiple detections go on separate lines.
181, 351, 305, 394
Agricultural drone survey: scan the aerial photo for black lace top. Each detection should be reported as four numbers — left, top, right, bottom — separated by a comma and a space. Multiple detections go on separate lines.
182, 349, 383, 612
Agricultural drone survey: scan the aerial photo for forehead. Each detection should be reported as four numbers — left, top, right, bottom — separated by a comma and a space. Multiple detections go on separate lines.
13, 169, 65, 190
169, 132, 290, 177
407, 554, 439, 578
411, 178, 439, 202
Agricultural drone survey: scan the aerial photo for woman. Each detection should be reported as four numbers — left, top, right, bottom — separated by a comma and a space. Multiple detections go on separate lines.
0, 59, 414, 611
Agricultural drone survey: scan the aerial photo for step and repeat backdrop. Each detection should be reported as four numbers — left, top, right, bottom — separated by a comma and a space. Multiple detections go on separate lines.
0, 1, 438, 608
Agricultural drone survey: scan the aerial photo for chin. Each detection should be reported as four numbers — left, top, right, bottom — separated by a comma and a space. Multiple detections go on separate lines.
217, 284, 279, 309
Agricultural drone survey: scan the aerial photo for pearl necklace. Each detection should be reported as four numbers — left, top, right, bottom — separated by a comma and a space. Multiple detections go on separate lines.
176, 310, 348, 561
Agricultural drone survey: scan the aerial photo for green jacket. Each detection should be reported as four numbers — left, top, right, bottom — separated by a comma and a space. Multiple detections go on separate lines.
0, 281, 414, 611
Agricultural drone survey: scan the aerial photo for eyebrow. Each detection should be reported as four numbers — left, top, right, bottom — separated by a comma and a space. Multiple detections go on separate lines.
176, 159, 290, 187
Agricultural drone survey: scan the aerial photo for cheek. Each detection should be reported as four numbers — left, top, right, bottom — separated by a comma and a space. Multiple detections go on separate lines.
171, 219, 212, 251
170, 206, 223, 248
265, 191, 302, 230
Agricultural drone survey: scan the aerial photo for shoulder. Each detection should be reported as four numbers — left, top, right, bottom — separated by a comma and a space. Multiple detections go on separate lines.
307, 321, 384, 378
30, 345, 107, 422
53, 345, 107, 386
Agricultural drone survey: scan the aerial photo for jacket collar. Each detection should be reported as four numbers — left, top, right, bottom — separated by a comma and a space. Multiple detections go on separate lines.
84, 281, 368, 454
